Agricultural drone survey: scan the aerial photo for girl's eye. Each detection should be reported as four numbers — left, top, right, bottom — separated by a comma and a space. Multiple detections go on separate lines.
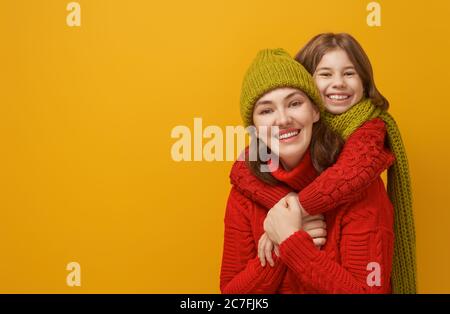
318, 72, 331, 78
344, 72, 356, 76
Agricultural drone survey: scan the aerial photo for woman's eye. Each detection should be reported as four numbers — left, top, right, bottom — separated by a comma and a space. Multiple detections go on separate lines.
290, 101, 303, 107
344, 72, 356, 76
259, 109, 272, 115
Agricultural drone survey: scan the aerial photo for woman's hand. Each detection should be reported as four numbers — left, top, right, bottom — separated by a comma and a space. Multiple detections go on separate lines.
263, 195, 302, 245
258, 194, 328, 266
283, 192, 327, 247
258, 216, 327, 266
286, 192, 310, 218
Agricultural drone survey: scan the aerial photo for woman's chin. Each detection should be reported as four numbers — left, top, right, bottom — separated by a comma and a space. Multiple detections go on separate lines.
278, 143, 307, 160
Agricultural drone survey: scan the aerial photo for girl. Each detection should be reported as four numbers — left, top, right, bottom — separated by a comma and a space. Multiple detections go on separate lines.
228, 33, 416, 294
220, 48, 395, 293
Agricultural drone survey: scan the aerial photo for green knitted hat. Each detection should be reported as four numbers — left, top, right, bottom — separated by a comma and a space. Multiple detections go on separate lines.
240, 48, 323, 127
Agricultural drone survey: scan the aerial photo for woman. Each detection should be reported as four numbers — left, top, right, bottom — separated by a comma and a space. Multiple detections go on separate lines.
220, 48, 394, 293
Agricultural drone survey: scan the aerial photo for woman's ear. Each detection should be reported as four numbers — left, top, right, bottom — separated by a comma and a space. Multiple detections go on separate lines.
313, 107, 320, 123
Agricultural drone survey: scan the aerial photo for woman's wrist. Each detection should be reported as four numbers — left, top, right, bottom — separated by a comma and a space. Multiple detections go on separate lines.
279, 226, 302, 245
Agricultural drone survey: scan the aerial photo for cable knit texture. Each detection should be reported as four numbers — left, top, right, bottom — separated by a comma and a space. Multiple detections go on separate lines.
221, 150, 395, 293
322, 99, 415, 294
230, 118, 393, 215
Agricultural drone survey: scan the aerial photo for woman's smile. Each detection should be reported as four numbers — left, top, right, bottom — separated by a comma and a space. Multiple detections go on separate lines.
277, 128, 302, 143
252, 87, 319, 170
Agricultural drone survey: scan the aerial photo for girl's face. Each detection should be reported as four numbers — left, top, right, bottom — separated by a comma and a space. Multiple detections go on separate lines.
252, 87, 319, 168
313, 48, 364, 114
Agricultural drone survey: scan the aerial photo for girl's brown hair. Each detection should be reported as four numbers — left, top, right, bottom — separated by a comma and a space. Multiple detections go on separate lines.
246, 99, 344, 186
296, 32, 389, 110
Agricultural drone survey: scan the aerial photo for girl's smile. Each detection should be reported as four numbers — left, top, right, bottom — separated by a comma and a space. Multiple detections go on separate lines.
314, 48, 364, 114
326, 92, 351, 103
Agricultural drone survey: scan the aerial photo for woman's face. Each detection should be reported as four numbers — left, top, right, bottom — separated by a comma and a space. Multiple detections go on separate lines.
252, 87, 319, 167
313, 48, 364, 114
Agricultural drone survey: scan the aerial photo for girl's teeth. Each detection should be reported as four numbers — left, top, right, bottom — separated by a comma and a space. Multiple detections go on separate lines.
279, 130, 299, 140
328, 94, 350, 100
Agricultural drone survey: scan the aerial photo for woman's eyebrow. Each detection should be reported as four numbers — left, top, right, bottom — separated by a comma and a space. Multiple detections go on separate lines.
284, 91, 304, 100
256, 92, 304, 106
255, 99, 273, 107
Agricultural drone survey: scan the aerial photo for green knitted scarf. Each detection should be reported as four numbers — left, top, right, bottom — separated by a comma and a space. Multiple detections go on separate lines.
322, 98, 417, 294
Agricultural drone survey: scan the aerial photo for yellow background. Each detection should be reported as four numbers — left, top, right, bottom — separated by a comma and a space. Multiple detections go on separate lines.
1, 0, 449, 293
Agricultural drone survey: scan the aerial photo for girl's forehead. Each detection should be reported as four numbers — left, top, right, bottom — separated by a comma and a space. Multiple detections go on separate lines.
318, 49, 354, 67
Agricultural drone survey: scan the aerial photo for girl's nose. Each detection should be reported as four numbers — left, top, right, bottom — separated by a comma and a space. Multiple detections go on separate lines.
332, 75, 346, 89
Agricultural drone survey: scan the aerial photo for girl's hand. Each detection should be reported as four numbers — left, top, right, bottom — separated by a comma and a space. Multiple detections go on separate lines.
258, 232, 280, 267
302, 215, 327, 247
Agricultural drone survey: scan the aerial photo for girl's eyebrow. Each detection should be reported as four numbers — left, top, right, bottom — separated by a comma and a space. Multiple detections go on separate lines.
316, 66, 355, 71
316, 67, 332, 71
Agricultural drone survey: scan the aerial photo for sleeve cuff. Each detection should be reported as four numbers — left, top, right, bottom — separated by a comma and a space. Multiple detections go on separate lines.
299, 187, 328, 216
279, 230, 320, 272
255, 185, 291, 209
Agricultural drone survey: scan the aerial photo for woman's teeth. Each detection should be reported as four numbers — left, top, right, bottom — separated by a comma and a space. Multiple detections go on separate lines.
279, 130, 299, 140
327, 94, 350, 100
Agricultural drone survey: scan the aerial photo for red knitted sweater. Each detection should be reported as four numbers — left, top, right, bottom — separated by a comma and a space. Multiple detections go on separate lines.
229, 118, 394, 215
220, 118, 395, 293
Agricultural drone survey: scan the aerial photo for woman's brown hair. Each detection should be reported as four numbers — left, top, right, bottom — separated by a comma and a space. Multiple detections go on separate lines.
296, 32, 389, 110
246, 98, 344, 186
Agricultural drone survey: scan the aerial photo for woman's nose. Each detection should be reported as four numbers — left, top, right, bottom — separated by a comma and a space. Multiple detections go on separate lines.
276, 110, 292, 126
